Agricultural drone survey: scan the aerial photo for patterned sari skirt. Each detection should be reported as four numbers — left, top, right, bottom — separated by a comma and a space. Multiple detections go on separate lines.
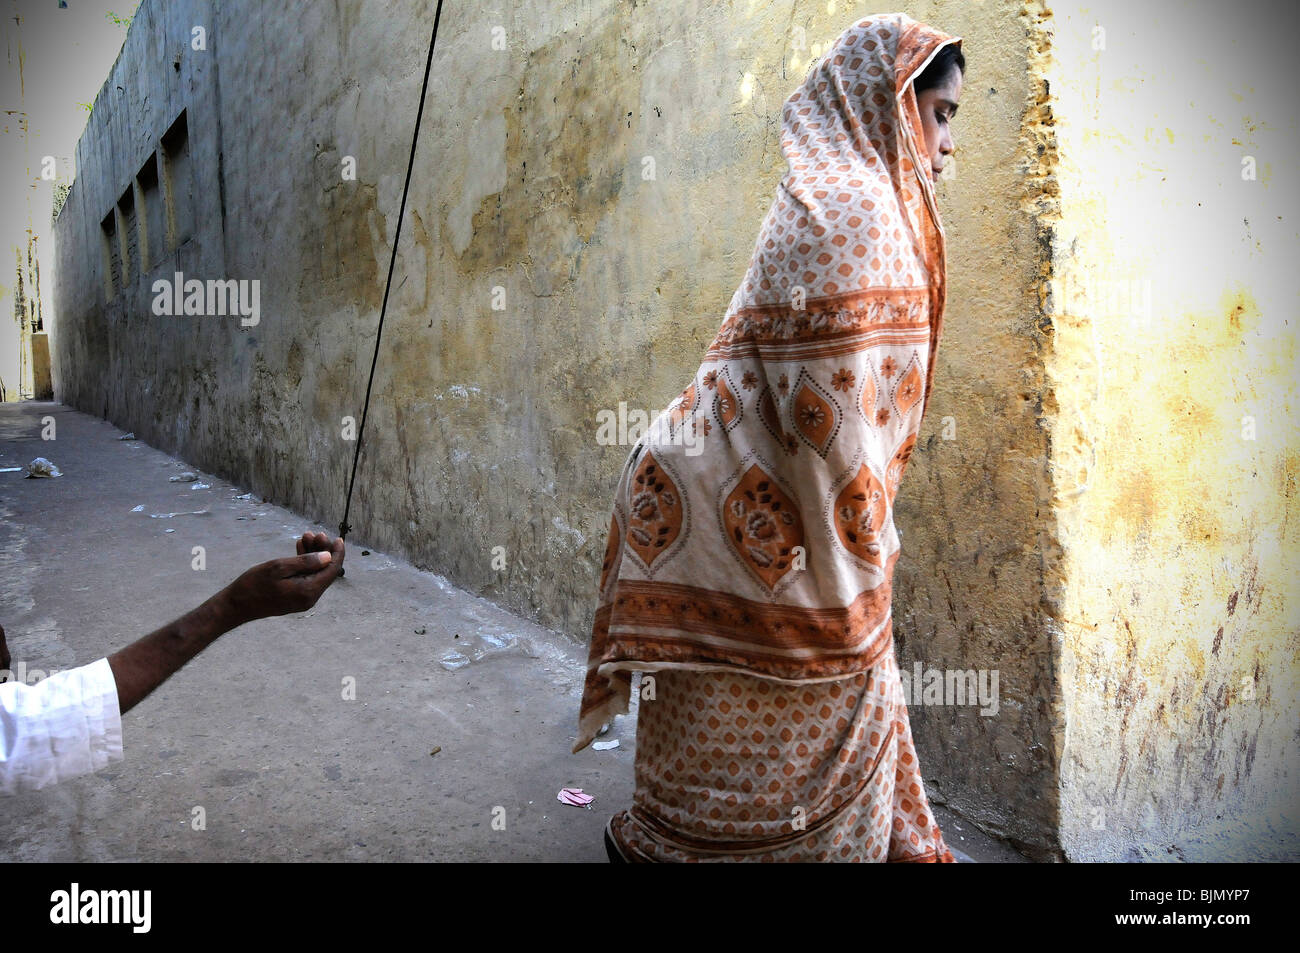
606, 645, 955, 862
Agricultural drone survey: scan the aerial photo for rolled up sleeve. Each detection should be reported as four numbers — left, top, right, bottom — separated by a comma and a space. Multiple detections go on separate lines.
0, 658, 124, 795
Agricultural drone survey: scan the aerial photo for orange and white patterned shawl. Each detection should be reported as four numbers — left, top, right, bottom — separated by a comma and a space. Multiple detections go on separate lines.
577, 14, 962, 751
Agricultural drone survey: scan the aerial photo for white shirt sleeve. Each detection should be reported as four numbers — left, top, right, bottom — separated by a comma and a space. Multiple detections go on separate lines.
0, 658, 124, 795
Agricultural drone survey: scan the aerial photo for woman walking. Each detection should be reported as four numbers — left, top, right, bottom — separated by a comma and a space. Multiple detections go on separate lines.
576, 13, 965, 863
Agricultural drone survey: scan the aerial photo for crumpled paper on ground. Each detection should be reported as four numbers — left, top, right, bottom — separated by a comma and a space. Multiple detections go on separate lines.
557, 787, 595, 808
25, 457, 61, 478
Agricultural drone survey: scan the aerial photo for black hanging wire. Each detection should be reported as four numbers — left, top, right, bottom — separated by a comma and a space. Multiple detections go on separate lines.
339, 0, 446, 557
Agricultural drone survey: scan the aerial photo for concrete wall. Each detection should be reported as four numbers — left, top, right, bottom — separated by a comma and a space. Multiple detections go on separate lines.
1043, 0, 1298, 860
50, 0, 1295, 859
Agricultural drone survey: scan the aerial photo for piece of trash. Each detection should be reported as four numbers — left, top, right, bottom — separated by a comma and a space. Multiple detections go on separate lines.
414, 626, 427, 635
234, 492, 255, 500
0, 466, 23, 473
438, 632, 540, 672
190, 482, 211, 490
25, 458, 61, 478
169, 471, 197, 483
130, 504, 145, 512
429, 746, 441, 757
164, 528, 175, 534
557, 787, 594, 808
119, 433, 135, 440
362, 549, 370, 556
439, 652, 471, 671
592, 739, 620, 751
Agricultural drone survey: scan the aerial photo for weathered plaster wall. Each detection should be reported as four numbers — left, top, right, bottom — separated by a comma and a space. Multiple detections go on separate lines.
1044, 0, 1298, 860
53, 0, 1076, 854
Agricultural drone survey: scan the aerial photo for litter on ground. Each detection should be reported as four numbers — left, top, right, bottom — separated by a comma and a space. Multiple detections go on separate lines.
557, 787, 595, 808
25, 457, 61, 478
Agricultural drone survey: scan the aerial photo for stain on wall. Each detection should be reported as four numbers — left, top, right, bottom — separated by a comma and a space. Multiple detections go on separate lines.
1044, 0, 1298, 860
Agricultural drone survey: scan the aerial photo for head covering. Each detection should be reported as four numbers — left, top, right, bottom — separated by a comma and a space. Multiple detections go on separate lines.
577, 13, 962, 750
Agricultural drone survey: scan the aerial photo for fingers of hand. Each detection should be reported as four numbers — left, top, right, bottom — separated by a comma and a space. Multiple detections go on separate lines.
298, 531, 339, 558
263, 545, 343, 614
294, 551, 333, 575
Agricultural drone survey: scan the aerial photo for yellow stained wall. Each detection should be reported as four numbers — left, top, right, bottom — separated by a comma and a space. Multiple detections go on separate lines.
1045, 0, 1298, 860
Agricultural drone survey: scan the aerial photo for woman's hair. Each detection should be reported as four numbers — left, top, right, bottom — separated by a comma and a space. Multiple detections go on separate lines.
913, 43, 965, 94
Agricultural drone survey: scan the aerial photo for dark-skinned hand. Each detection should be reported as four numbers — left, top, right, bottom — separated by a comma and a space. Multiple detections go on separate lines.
220, 532, 346, 624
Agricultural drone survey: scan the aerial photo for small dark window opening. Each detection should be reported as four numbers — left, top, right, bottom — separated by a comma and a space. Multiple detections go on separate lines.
101, 210, 120, 300
161, 110, 193, 248
116, 185, 137, 279
137, 153, 163, 269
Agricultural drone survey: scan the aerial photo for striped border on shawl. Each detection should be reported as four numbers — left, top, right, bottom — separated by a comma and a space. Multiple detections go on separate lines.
591, 548, 899, 678
706, 287, 931, 362
708, 326, 931, 363
620, 546, 895, 644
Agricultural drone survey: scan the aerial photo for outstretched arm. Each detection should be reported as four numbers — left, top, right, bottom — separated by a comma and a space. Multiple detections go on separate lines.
108, 532, 345, 713
1, 533, 345, 795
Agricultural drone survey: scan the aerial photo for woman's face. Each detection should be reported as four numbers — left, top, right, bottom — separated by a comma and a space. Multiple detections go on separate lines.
917, 66, 962, 177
